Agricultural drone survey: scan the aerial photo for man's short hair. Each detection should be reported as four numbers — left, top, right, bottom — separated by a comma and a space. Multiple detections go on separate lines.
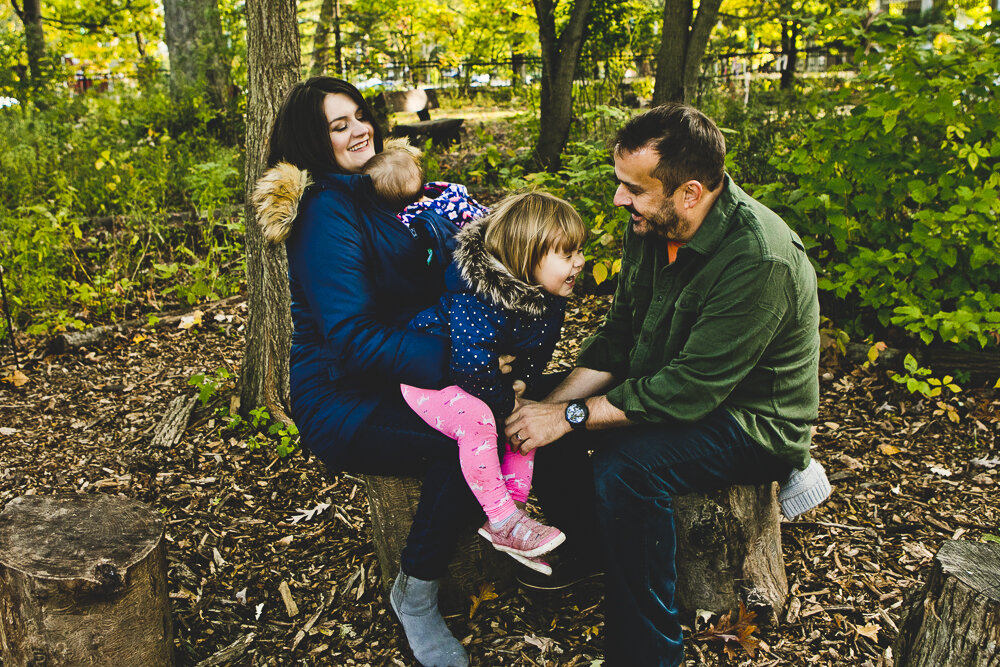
613, 104, 726, 194
363, 138, 424, 209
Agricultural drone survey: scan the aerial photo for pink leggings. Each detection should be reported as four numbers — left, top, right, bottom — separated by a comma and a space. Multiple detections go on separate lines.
401, 384, 534, 523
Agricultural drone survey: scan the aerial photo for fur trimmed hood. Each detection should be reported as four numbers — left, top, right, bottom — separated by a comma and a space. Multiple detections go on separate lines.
453, 217, 553, 319
252, 162, 313, 243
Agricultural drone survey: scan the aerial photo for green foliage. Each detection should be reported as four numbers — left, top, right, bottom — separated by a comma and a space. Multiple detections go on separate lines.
240, 406, 300, 458
0, 85, 244, 336
188, 369, 301, 458
754, 13, 1000, 348
188, 368, 232, 406
889, 353, 961, 399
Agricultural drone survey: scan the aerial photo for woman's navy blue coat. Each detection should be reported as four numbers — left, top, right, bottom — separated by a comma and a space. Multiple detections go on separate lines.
256, 166, 453, 456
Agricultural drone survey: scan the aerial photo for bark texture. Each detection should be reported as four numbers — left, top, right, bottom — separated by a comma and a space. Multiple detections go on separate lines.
532, 0, 593, 169
162, 0, 232, 109
894, 540, 1000, 667
239, 0, 300, 423
652, 0, 723, 105
674, 484, 788, 623
0, 495, 172, 666
150, 394, 199, 450
364, 475, 515, 613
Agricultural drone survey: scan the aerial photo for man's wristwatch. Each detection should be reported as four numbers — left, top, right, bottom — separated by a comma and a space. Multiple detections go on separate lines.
565, 400, 589, 430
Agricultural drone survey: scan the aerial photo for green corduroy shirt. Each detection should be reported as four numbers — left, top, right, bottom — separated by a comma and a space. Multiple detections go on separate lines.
577, 175, 820, 469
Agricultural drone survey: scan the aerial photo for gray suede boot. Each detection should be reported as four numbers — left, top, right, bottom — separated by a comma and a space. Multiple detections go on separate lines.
389, 571, 469, 667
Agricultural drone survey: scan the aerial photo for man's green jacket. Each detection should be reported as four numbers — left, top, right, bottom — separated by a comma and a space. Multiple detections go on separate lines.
577, 175, 820, 469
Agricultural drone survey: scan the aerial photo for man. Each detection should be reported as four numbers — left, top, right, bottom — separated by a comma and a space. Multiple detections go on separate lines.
505, 104, 822, 666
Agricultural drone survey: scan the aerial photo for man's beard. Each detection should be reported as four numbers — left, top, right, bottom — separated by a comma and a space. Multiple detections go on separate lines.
625, 197, 688, 241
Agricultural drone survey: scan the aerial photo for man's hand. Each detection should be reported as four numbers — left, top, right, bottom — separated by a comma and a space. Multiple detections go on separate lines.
505, 399, 570, 454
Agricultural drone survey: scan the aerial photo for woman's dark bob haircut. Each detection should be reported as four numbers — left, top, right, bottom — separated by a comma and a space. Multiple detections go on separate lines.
266, 77, 384, 174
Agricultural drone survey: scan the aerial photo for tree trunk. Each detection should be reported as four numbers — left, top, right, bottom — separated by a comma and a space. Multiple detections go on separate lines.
364, 475, 515, 613
0, 495, 173, 666
309, 0, 335, 76
162, 0, 232, 109
652, 0, 722, 105
239, 0, 300, 424
894, 540, 1000, 667
14, 0, 45, 85
780, 20, 799, 90
532, 0, 593, 170
674, 484, 788, 623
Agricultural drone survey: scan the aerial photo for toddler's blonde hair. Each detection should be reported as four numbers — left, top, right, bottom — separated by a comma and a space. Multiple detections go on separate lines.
483, 191, 586, 284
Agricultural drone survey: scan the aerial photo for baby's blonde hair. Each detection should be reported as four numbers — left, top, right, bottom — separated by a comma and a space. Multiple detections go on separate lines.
364, 138, 424, 209
483, 191, 586, 284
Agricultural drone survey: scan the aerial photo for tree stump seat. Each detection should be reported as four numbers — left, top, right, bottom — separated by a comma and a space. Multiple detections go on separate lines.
674, 483, 788, 622
363, 474, 514, 612
894, 539, 1000, 666
363, 473, 788, 620
0, 495, 174, 666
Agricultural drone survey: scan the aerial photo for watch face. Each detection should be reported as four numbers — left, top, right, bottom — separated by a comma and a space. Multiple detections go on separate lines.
566, 402, 587, 424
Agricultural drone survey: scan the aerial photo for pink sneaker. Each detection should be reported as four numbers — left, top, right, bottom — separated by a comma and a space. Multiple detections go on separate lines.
507, 552, 552, 576
477, 509, 565, 559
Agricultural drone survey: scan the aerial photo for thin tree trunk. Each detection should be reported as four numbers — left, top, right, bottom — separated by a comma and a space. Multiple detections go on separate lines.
333, 0, 343, 76
653, 0, 722, 105
162, 0, 232, 109
13, 0, 45, 85
240, 0, 300, 423
309, 0, 335, 76
532, 0, 593, 170
780, 20, 799, 90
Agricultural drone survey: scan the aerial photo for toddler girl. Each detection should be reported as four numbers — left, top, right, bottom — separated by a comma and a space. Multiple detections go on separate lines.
365, 146, 585, 573
405, 192, 584, 574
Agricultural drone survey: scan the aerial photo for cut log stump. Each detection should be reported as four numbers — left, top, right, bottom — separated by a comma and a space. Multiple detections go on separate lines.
894, 539, 1000, 666
0, 495, 173, 666
364, 475, 514, 612
675, 483, 788, 624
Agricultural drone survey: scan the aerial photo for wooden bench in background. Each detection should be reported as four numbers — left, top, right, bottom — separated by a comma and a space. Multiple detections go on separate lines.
374, 88, 464, 146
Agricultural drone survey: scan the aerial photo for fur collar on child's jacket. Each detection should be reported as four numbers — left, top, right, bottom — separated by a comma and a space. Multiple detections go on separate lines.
452, 217, 553, 319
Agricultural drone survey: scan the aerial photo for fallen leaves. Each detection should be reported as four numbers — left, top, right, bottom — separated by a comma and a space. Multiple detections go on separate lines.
178, 310, 204, 330
469, 581, 498, 619
2, 369, 28, 386
2, 291, 998, 666
693, 602, 760, 659
286, 501, 330, 524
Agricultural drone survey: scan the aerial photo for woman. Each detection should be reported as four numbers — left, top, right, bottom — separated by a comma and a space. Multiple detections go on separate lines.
253, 77, 481, 667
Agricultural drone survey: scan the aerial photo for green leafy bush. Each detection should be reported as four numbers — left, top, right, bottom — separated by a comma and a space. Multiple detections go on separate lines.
0, 85, 244, 335
754, 13, 1000, 348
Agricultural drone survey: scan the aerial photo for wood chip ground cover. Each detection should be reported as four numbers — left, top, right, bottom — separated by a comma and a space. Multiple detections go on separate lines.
1, 295, 997, 666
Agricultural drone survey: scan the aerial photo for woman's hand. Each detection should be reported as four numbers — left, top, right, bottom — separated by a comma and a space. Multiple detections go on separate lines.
498, 354, 516, 375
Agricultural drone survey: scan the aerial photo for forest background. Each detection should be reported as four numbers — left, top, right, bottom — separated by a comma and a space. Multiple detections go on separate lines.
1, 0, 999, 409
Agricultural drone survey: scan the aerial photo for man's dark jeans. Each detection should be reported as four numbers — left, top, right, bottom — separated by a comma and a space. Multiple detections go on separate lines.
532, 404, 792, 667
